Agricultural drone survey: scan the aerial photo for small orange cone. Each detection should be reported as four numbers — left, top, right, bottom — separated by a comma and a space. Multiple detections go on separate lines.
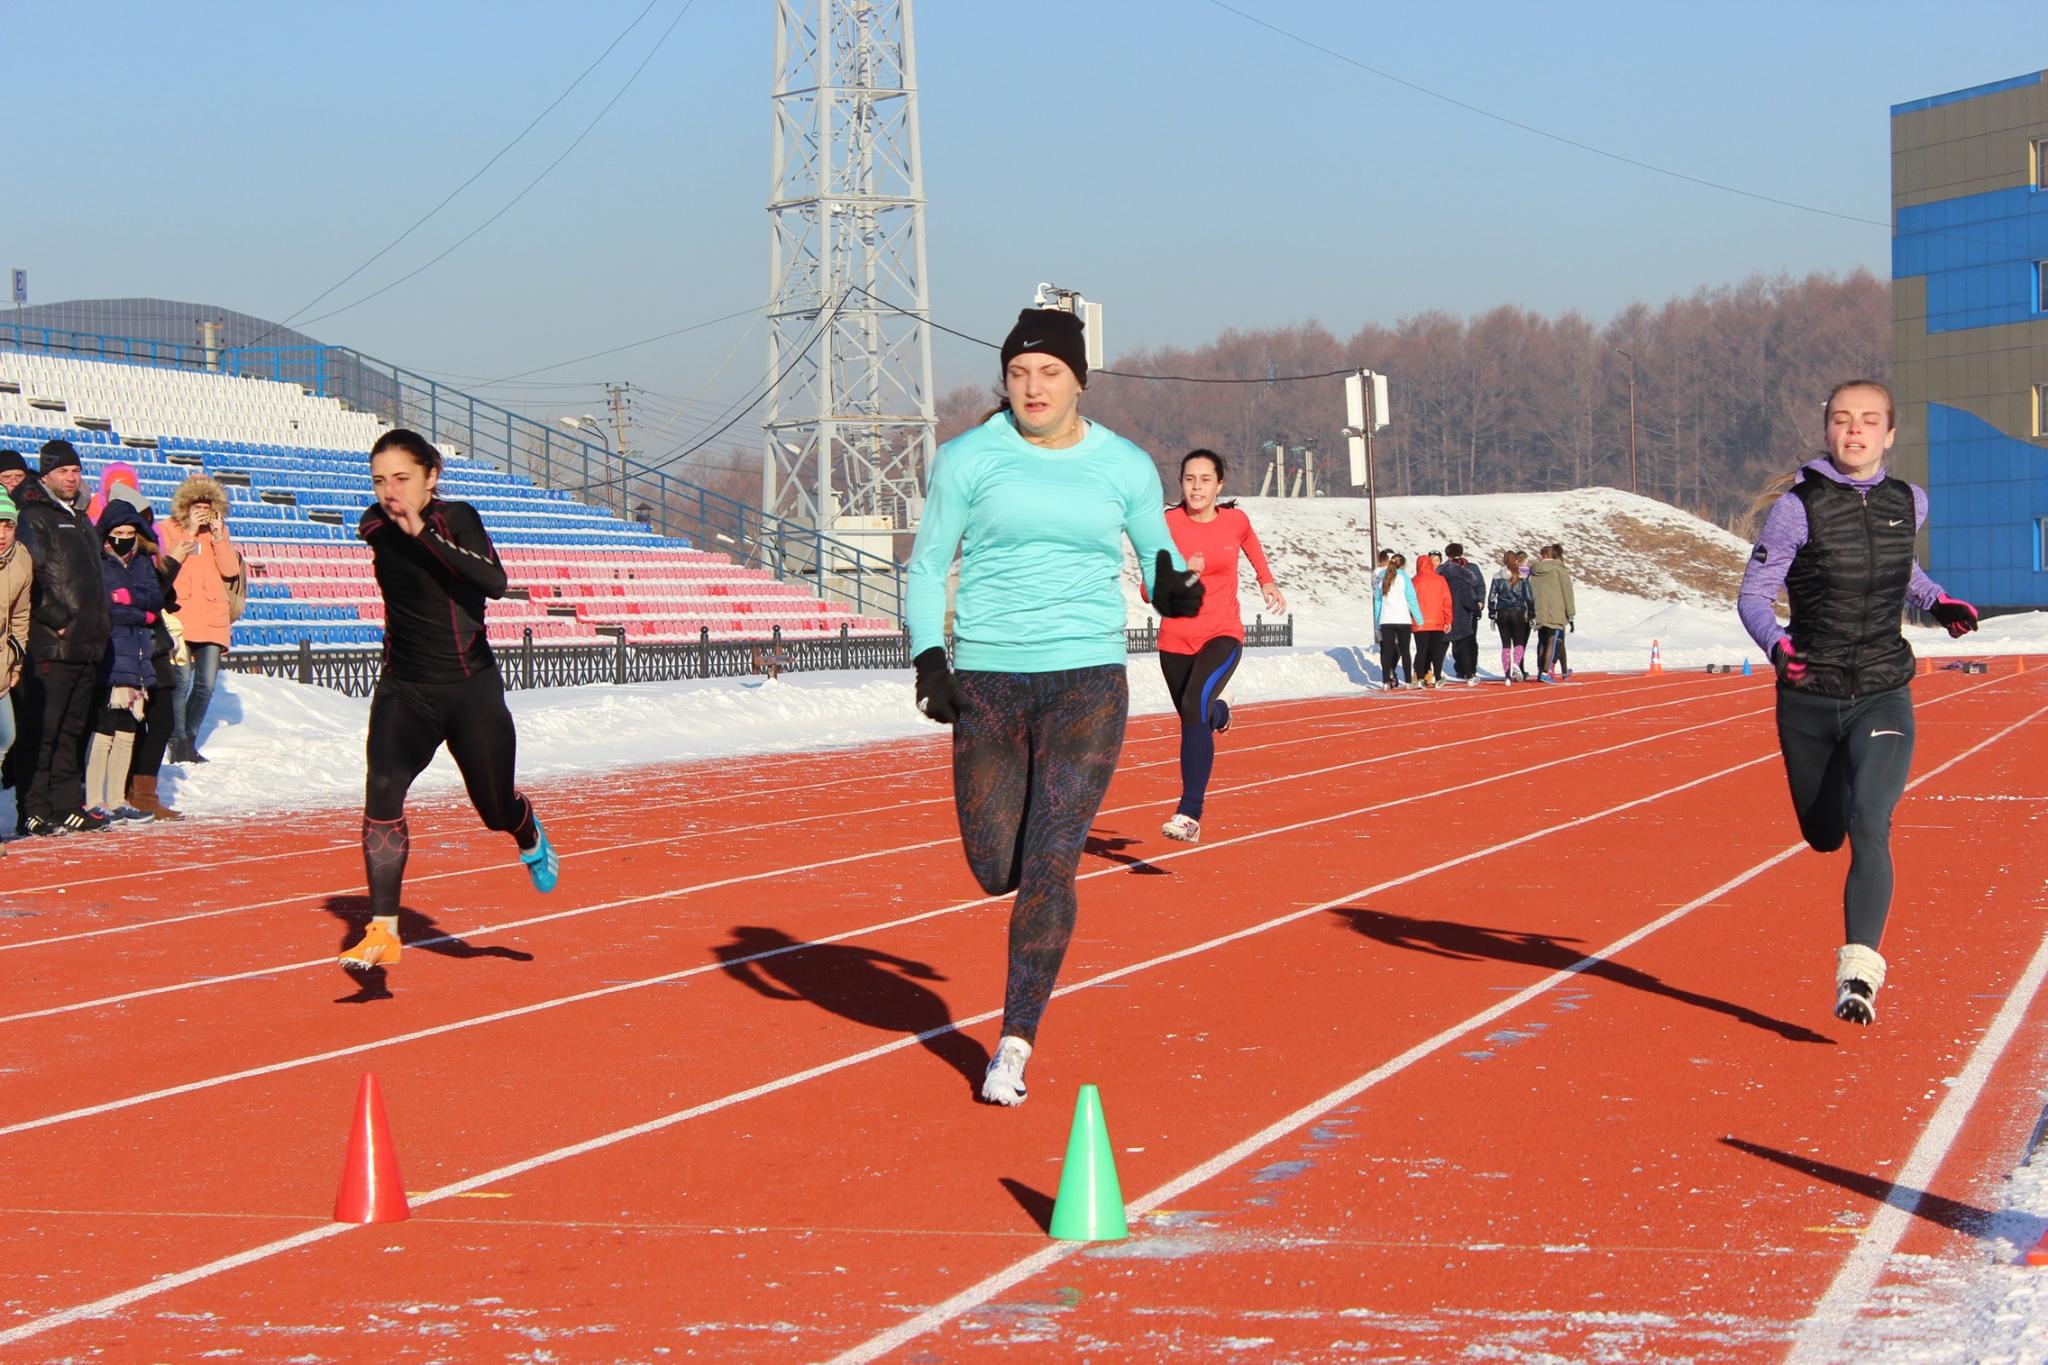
2027, 1225, 2048, 1266
1648, 639, 1663, 676
333, 1073, 410, 1224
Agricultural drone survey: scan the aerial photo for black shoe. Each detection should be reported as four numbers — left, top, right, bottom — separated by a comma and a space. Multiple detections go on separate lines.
24, 814, 66, 837
1834, 978, 1876, 1026
65, 808, 113, 834
189, 747, 210, 764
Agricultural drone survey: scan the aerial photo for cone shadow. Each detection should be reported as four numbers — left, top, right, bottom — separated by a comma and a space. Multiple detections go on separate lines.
999, 1177, 1056, 1233
1331, 907, 1834, 1045
1720, 1137, 2007, 1239
325, 896, 535, 1003
715, 926, 989, 1096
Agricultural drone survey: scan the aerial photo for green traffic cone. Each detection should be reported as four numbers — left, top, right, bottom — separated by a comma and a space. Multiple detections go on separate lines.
1048, 1084, 1127, 1242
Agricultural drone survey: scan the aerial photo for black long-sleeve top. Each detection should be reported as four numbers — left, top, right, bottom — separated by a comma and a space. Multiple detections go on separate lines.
358, 498, 508, 684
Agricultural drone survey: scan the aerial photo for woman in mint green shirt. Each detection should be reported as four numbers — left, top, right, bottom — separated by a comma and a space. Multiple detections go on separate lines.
907, 307, 1202, 1107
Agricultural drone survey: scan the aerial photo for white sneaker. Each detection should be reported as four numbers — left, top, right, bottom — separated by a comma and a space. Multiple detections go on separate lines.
1161, 813, 1201, 843
981, 1035, 1033, 1106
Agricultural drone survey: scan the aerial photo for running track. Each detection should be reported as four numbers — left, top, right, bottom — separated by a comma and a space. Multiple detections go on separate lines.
2, 663, 2045, 1362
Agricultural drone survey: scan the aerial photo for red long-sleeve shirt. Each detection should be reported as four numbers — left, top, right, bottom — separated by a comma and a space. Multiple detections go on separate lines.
1157, 504, 1274, 654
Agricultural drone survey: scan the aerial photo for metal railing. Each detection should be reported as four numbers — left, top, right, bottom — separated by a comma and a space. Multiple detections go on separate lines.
222, 615, 1295, 698
0, 323, 908, 623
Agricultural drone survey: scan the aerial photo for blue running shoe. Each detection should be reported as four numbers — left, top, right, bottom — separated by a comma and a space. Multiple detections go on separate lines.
520, 819, 559, 894
1208, 698, 1231, 733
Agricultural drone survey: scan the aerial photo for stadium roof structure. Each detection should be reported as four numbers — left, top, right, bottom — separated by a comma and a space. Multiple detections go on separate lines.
7, 298, 324, 352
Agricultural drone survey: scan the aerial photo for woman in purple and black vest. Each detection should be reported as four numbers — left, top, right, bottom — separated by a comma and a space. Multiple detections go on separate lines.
1738, 379, 1978, 1028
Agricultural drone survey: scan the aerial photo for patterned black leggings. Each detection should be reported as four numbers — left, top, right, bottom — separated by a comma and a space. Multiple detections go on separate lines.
952, 666, 1128, 1045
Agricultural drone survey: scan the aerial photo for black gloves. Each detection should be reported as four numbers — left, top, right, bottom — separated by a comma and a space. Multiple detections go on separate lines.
1152, 549, 1204, 619
1931, 594, 1980, 638
1773, 639, 1807, 687
913, 646, 964, 724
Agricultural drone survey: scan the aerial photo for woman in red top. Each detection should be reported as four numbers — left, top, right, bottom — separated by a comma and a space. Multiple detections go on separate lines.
1157, 450, 1283, 844
1409, 553, 1454, 688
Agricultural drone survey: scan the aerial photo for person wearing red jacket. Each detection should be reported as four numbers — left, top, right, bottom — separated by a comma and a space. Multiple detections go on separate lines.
1410, 553, 1454, 688
1154, 450, 1283, 843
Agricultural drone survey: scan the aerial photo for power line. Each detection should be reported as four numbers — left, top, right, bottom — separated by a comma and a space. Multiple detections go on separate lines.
250, 0, 668, 348
1206, 0, 1888, 230
846, 284, 1356, 384
471, 303, 762, 386
291, 0, 700, 334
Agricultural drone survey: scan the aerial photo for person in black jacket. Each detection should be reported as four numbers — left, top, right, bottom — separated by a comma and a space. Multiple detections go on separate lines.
12, 440, 112, 835
1440, 542, 1487, 684
339, 429, 558, 973
105, 484, 183, 821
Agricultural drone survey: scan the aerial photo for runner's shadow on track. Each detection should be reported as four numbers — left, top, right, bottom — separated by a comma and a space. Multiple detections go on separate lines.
714, 926, 990, 1097
325, 897, 536, 1004
1720, 1137, 2002, 1238
1330, 908, 1834, 1045
1085, 832, 1167, 876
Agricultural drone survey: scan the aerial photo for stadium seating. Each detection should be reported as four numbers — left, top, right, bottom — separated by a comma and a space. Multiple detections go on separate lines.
0, 353, 898, 651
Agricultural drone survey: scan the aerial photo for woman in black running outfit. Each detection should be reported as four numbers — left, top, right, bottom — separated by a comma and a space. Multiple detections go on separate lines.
1737, 379, 1977, 1025
339, 429, 558, 972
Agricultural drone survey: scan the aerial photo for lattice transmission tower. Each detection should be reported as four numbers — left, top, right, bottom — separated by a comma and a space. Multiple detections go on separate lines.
762, 0, 937, 542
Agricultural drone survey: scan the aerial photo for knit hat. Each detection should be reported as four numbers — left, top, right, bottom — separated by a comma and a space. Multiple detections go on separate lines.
999, 308, 1088, 388
0, 450, 24, 477
0, 489, 16, 523
39, 439, 81, 476
112, 483, 153, 518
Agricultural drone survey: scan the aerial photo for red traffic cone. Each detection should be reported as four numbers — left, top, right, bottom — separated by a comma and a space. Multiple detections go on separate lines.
1648, 639, 1663, 676
333, 1072, 410, 1224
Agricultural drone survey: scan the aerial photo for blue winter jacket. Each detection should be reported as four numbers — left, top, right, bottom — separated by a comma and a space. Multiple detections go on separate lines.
95, 504, 164, 690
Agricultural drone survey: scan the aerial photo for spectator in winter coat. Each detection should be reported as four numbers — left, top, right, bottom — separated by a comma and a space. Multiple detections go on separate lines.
1489, 550, 1535, 683
1375, 553, 1422, 688
110, 486, 182, 821
160, 475, 241, 765
1369, 548, 1392, 629
1439, 542, 1487, 683
85, 501, 163, 821
0, 449, 27, 496
0, 489, 31, 846
1530, 544, 1577, 682
1411, 553, 1454, 688
12, 440, 113, 835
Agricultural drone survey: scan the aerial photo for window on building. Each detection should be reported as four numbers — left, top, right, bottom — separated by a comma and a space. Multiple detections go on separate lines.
2038, 382, 2048, 437
2038, 138, 2048, 190
2040, 516, 2048, 571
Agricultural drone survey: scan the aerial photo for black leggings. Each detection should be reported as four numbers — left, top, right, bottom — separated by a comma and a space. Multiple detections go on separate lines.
1776, 684, 1915, 948
952, 666, 1128, 1045
1159, 637, 1241, 819
363, 667, 538, 916
1537, 626, 1567, 676
1378, 624, 1413, 686
1495, 612, 1530, 649
1413, 630, 1449, 681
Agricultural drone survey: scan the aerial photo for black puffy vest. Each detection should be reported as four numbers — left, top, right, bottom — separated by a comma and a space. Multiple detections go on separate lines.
1783, 474, 1917, 699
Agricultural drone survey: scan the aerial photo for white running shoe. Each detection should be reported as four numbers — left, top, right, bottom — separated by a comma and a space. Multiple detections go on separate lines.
981, 1035, 1033, 1106
1161, 813, 1201, 843
1835, 944, 1886, 1026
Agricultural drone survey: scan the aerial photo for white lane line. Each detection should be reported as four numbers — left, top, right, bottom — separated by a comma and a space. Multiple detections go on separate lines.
1786, 885, 2048, 1354
828, 700, 2048, 1365
0, 693, 1812, 1349
0, 667, 1662, 925
0, 684, 1754, 1025
0, 691, 1774, 1132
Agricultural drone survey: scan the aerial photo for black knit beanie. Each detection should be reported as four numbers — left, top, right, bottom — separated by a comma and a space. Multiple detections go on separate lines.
38, 439, 81, 476
998, 308, 1088, 388
0, 450, 24, 477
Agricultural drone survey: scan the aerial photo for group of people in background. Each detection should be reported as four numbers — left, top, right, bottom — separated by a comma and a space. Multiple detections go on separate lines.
1372, 541, 1575, 688
0, 439, 241, 844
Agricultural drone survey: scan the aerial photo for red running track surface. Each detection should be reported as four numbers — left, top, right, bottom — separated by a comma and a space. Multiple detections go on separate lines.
1, 663, 2045, 1362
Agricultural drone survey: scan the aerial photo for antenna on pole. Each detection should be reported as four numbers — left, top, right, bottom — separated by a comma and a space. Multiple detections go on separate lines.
762, 0, 938, 550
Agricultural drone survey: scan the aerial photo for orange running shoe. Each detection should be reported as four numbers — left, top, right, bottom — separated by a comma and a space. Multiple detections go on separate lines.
339, 922, 402, 971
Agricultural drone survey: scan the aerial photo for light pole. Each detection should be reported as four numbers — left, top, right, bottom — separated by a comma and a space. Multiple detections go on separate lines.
1611, 348, 1638, 496
560, 415, 618, 516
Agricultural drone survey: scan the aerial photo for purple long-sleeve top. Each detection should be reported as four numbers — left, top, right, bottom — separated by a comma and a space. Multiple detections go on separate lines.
1737, 457, 1944, 659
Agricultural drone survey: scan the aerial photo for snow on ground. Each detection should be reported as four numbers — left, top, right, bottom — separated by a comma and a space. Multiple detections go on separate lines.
19, 484, 2048, 1360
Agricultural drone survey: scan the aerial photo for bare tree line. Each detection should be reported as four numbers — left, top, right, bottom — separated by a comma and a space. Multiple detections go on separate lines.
936, 269, 1888, 533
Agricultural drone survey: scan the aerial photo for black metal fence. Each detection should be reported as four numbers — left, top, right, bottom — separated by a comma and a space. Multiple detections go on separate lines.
223, 615, 1295, 698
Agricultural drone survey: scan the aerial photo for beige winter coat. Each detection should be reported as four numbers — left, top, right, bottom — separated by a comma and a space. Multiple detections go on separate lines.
0, 542, 31, 682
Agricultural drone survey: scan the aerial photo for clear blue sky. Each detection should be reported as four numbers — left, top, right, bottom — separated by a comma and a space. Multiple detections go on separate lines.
9, 1, 2038, 458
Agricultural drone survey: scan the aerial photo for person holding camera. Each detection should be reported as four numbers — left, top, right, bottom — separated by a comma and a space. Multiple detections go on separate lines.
159, 476, 243, 765
906, 307, 1200, 1107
